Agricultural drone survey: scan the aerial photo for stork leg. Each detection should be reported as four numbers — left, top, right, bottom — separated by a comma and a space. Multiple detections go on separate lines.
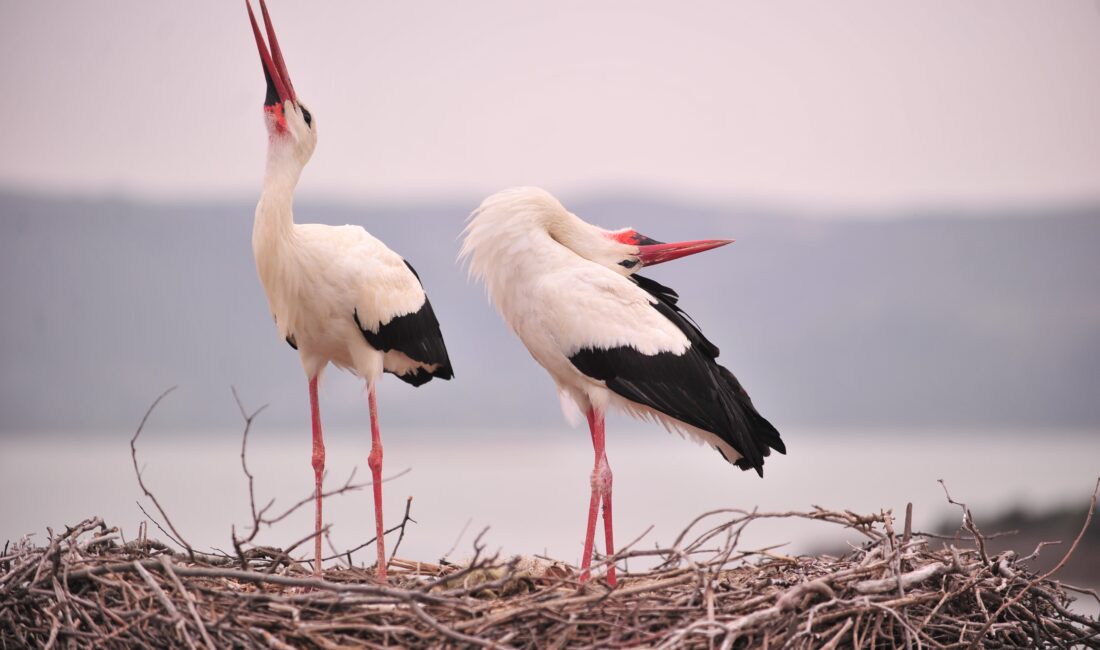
308, 375, 325, 577
600, 451, 616, 587
580, 408, 617, 586
367, 385, 387, 582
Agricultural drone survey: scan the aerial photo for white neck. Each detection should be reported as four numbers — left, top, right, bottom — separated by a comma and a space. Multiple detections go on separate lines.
254, 146, 304, 245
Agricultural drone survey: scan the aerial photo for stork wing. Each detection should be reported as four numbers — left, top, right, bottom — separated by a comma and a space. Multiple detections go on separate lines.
353, 255, 453, 386
552, 271, 783, 474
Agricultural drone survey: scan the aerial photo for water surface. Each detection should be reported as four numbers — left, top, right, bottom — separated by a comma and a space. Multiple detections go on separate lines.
5, 427, 1096, 569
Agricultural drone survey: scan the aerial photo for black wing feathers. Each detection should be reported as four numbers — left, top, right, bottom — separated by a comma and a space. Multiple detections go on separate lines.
569, 274, 783, 475
631, 275, 719, 358
355, 261, 454, 387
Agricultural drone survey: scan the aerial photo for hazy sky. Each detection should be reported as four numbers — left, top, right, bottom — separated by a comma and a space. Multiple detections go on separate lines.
1, 1, 1099, 210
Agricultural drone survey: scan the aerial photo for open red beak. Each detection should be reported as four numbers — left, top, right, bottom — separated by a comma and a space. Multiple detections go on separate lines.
246, 0, 296, 107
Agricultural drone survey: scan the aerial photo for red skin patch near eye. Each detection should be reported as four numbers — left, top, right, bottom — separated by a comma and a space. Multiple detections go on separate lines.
264, 103, 288, 134
608, 229, 641, 245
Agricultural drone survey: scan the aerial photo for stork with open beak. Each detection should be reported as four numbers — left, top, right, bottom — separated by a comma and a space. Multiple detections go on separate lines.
245, 0, 453, 581
461, 187, 784, 586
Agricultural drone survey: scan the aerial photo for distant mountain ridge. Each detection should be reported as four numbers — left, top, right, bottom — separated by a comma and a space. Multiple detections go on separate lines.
1, 192, 1098, 435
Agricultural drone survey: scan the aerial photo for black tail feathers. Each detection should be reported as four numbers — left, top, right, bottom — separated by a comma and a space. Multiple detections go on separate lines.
718, 366, 785, 477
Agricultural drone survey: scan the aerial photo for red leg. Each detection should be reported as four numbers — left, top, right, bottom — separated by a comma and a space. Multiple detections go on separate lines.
580, 408, 616, 585
367, 385, 387, 582
308, 375, 324, 576
600, 448, 617, 587
579, 461, 600, 581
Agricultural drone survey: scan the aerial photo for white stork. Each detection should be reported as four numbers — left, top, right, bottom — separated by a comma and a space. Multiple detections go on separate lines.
461, 187, 784, 585
245, 0, 453, 581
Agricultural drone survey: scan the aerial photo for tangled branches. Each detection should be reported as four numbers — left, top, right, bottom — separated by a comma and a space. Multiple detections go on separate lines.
3, 390, 1096, 647
2, 494, 1097, 648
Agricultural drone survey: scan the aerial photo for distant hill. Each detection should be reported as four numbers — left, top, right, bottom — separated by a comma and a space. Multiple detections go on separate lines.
1, 191, 1098, 435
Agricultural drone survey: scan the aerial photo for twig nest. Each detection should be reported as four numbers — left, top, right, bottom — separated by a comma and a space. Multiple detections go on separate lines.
5, 505, 1096, 648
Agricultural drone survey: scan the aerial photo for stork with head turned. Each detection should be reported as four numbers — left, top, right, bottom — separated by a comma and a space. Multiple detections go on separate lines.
461, 187, 784, 586
245, 0, 453, 581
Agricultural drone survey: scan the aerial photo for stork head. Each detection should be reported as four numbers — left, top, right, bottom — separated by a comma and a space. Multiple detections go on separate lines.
602, 228, 733, 275
462, 188, 734, 289
247, 0, 317, 166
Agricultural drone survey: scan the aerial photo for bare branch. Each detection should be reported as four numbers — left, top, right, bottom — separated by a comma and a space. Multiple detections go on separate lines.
963, 476, 1099, 649
386, 497, 416, 567
129, 387, 194, 560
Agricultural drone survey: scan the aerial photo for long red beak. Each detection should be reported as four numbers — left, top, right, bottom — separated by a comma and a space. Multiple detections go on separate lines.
246, 0, 296, 106
637, 238, 734, 266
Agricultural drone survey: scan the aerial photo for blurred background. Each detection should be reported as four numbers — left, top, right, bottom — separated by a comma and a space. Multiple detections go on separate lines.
1, 1, 1097, 593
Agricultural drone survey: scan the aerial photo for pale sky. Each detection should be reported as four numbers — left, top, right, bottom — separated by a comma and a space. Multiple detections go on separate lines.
1, 1, 1099, 211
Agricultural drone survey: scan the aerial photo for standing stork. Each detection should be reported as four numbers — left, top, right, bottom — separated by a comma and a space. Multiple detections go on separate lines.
245, 0, 453, 581
461, 187, 784, 586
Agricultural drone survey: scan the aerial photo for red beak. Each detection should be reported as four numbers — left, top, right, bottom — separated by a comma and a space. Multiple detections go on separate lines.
636, 238, 734, 266
246, 0, 296, 107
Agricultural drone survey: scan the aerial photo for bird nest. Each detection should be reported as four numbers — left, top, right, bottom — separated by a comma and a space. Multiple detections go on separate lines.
6, 393, 1096, 647
3, 495, 1098, 649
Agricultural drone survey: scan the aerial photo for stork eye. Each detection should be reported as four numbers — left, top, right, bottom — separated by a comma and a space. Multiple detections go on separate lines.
301, 106, 313, 127
619, 258, 638, 269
